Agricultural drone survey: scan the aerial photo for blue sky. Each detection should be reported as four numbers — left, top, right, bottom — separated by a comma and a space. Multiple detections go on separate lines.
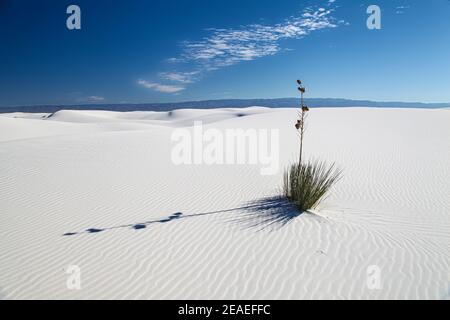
0, 0, 449, 107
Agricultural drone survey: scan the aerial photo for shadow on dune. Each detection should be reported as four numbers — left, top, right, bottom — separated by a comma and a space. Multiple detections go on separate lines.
228, 197, 304, 231
62, 197, 304, 237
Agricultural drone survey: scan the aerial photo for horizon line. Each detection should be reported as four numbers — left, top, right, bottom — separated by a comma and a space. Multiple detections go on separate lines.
1, 97, 450, 109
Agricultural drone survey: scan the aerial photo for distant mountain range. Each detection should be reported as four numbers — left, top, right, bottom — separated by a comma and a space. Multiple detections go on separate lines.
1, 98, 449, 113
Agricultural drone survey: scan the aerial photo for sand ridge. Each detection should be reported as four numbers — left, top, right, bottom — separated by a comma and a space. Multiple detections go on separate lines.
0, 107, 449, 299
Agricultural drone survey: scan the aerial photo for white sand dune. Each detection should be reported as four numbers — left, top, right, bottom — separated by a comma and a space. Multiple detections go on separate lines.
0, 107, 449, 299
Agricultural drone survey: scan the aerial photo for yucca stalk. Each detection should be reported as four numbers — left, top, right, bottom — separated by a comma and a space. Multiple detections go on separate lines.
295, 80, 309, 165
284, 79, 342, 212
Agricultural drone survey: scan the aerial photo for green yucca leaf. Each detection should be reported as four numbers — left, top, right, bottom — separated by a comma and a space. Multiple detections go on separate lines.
283, 160, 342, 212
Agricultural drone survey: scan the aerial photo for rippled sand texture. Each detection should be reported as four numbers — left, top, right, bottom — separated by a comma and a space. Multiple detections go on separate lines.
0, 107, 449, 299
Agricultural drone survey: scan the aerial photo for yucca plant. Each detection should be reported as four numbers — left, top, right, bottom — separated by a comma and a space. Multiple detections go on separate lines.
283, 160, 341, 212
283, 80, 342, 212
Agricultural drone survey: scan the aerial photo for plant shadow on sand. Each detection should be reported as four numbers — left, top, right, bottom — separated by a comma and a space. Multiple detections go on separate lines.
62, 197, 305, 237
228, 197, 304, 231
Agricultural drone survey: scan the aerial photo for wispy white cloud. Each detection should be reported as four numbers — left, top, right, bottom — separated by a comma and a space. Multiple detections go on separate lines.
395, 5, 410, 14
87, 96, 105, 102
159, 71, 200, 83
179, 5, 340, 71
137, 79, 185, 93
142, 1, 343, 93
